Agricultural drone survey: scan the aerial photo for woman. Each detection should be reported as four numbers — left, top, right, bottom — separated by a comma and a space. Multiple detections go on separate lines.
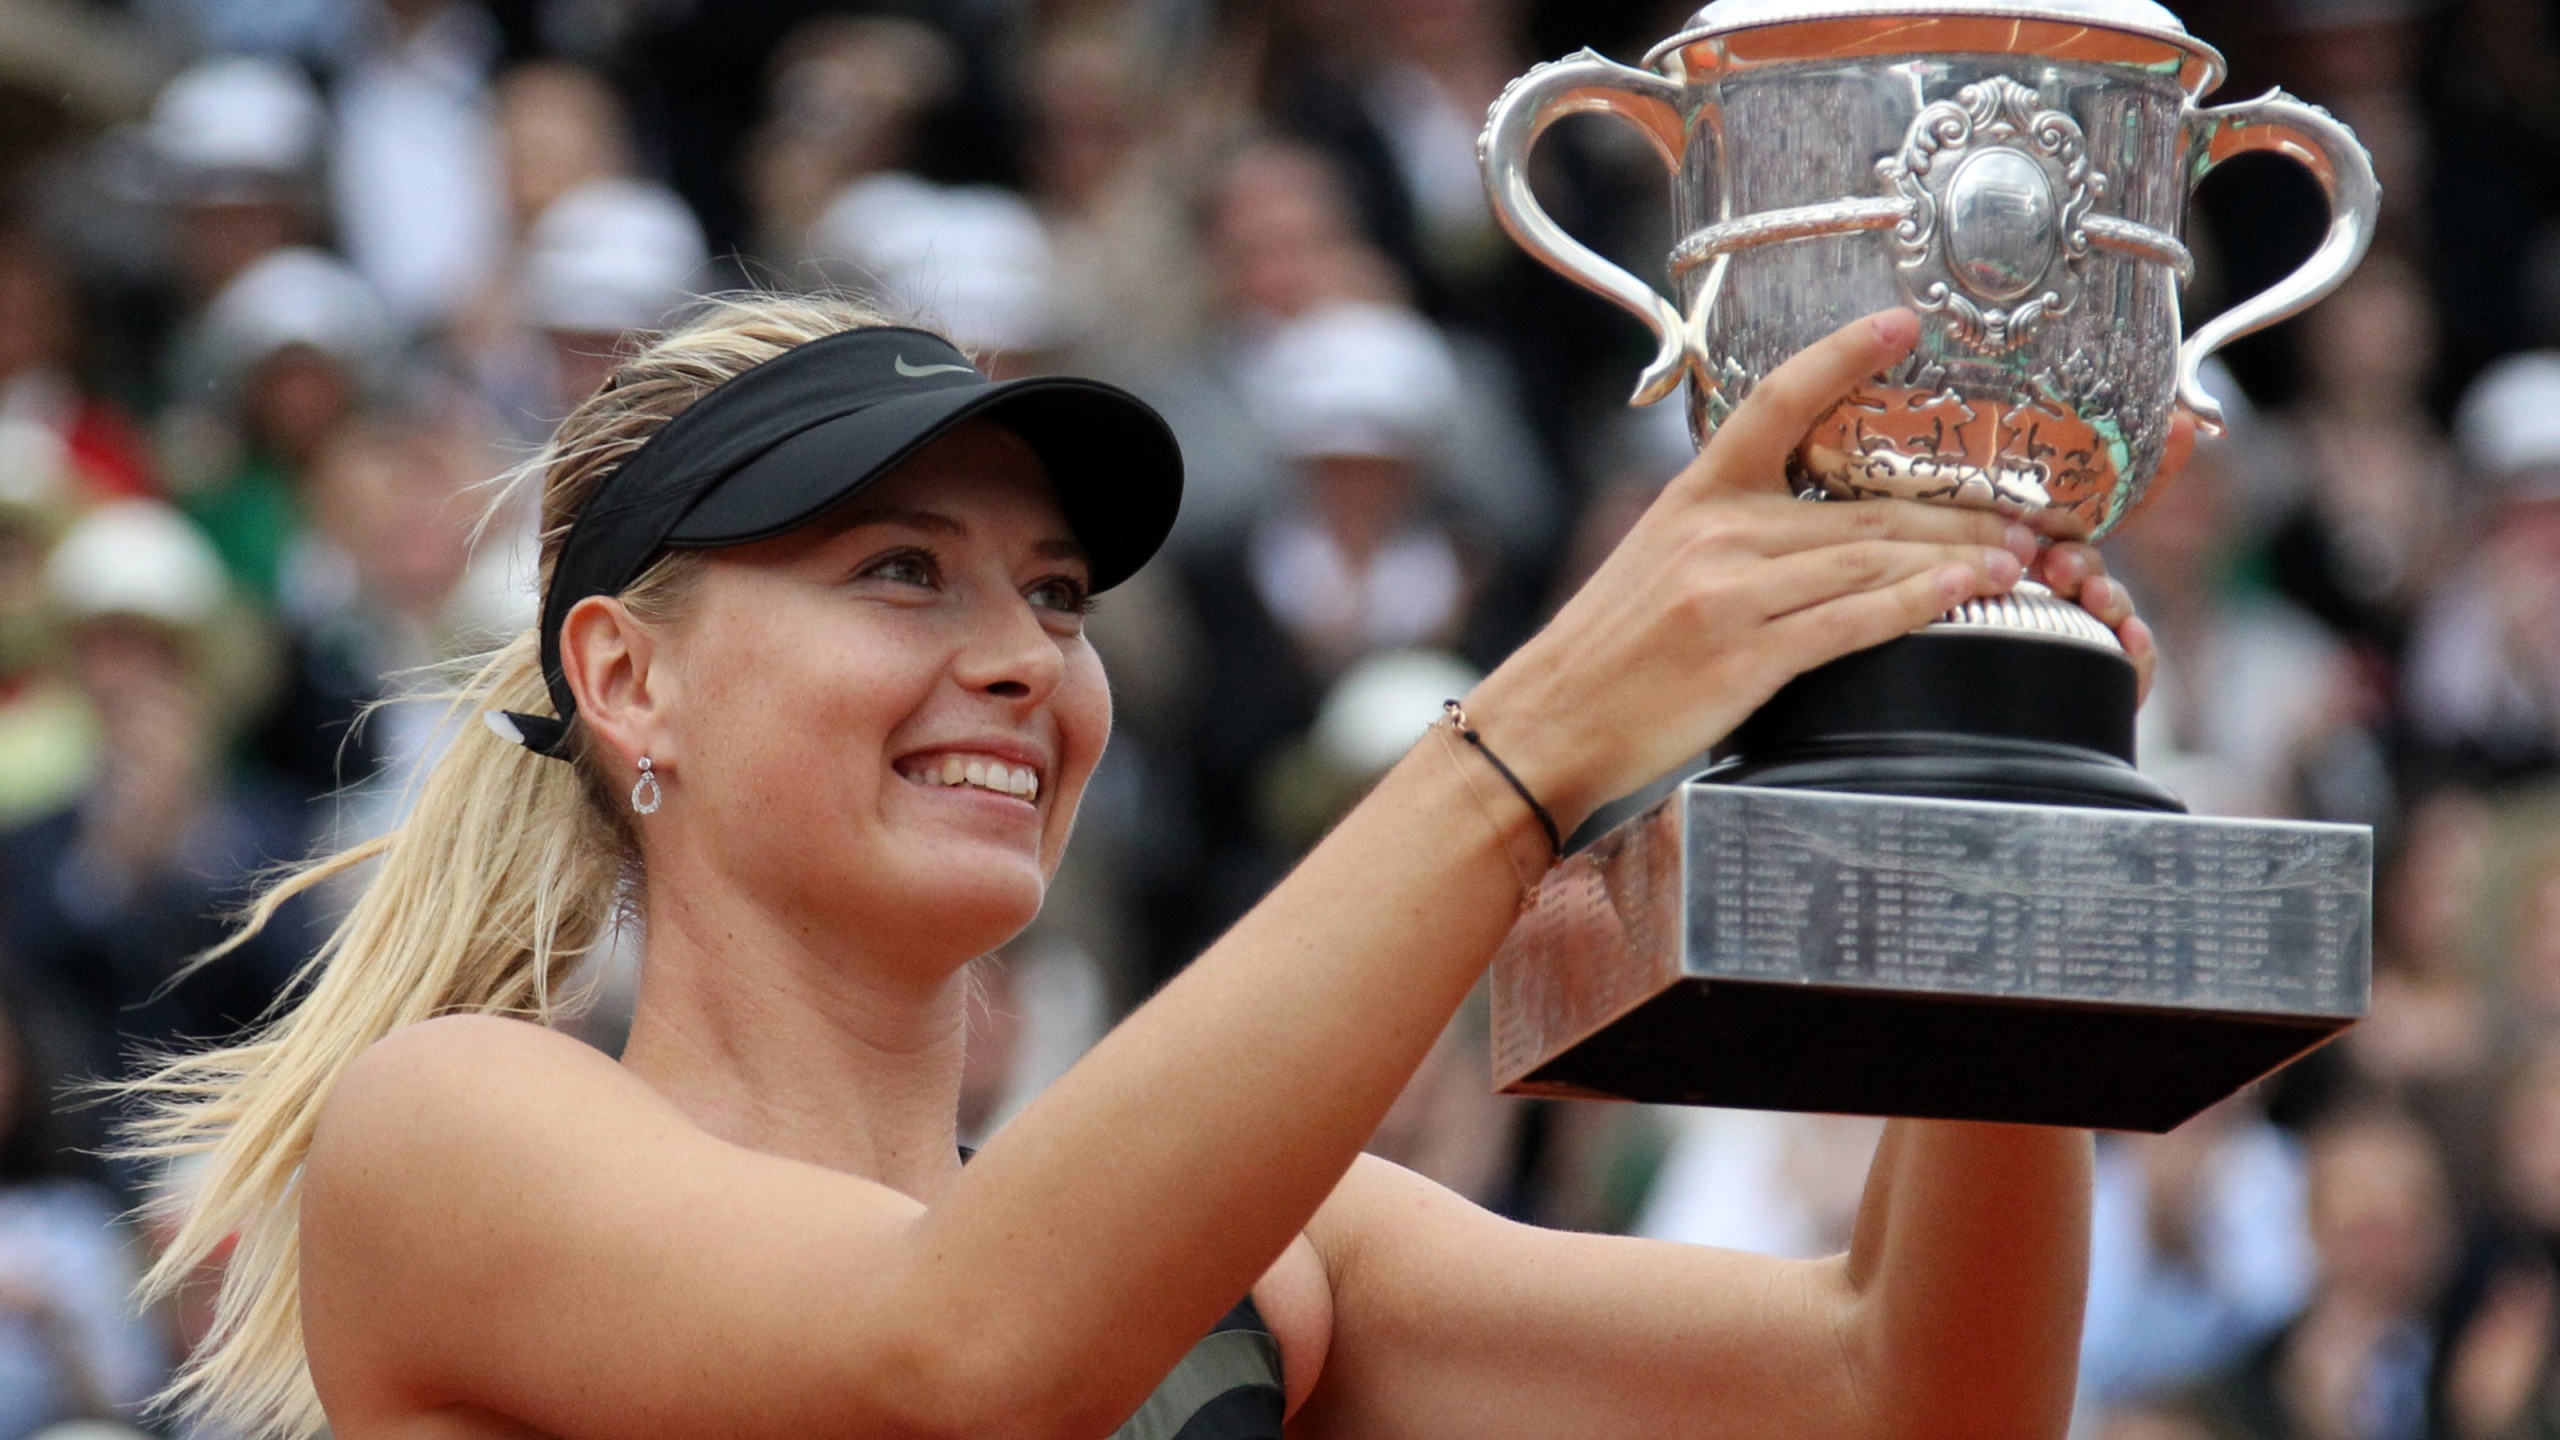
127, 293, 2162, 1440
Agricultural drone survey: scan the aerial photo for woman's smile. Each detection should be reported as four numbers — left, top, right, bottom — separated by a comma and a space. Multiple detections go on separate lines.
894, 742, 1048, 804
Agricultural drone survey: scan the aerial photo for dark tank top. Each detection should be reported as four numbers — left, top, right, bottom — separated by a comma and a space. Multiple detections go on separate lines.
954, 1150, 1284, 1437
1108, 1293, 1285, 1440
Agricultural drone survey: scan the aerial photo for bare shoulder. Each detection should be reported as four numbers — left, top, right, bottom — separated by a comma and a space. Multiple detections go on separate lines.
301, 1015, 938, 1433
300, 1018, 702, 1400
309, 1016, 673, 1211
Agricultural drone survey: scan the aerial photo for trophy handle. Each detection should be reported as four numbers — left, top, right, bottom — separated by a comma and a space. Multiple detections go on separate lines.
1480, 49, 1695, 405
2176, 90, 2381, 433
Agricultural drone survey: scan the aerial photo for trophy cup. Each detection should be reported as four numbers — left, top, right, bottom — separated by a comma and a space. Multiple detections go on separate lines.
1479, 0, 2378, 1130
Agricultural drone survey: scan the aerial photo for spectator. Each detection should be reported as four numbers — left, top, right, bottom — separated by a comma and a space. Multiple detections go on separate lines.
1131, 139, 1403, 551
744, 17, 958, 276
811, 176, 1066, 376
2078, 1098, 2316, 1416
328, 0, 506, 331
2405, 352, 2560, 782
1024, 21, 1211, 376
491, 63, 632, 252
2263, 252, 2456, 662
452, 61, 702, 432
2435, 1032, 2560, 1440
144, 57, 325, 314
0, 983, 168, 1439
2190, 1109, 2454, 1440
0, 502, 312, 1192
2114, 365, 2384, 822
170, 247, 397, 608
0, 232, 156, 506
1166, 300, 1523, 961
518, 179, 709, 410
2345, 790, 2503, 1212
1162, 141, 1551, 554
275, 400, 523, 833
1267, 0, 1655, 469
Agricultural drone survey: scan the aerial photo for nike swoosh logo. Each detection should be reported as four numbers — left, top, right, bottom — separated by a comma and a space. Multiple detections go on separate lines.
895, 356, 978, 378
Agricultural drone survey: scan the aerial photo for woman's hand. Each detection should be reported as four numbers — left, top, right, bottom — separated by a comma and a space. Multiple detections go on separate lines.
2035, 541, 2157, 703
1464, 309, 2034, 832
2027, 407, 2190, 705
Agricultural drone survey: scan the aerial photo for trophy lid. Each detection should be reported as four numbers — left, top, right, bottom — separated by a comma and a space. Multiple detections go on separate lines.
1648, 0, 2226, 95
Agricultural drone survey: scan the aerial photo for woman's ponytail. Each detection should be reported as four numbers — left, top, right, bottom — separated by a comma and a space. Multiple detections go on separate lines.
121, 634, 621, 1437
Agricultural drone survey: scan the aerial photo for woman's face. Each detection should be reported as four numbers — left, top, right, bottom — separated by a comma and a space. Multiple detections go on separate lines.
637, 420, 1111, 977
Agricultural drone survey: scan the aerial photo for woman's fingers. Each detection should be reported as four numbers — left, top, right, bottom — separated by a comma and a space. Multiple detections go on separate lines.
1728, 493, 2034, 559
2035, 540, 2158, 703
1746, 539, 2022, 621
1682, 309, 1921, 497
1763, 562, 1986, 676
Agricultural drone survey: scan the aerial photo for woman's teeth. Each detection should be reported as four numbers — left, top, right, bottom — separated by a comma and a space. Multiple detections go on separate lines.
913, 755, 1040, 800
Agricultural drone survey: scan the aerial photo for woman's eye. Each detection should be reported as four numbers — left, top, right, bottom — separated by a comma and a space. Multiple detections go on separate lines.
860, 550, 939, 588
1027, 576, 1094, 616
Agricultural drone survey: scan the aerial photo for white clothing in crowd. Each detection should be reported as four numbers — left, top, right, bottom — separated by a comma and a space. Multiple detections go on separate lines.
2077, 1122, 2316, 1409
331, 1, 507, 328
1634, 1109, 1884, 1259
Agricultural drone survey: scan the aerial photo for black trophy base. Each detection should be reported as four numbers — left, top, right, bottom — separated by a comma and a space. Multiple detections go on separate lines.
1488, 623, 2373, 1132
1706, 624, 2185, 812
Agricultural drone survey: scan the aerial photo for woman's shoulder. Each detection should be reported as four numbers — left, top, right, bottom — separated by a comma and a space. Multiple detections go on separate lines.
307, 1016, 680, 1217
330, 1013, 637, 1113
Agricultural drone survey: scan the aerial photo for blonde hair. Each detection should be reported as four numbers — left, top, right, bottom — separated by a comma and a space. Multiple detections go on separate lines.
120, 292, 913, 1439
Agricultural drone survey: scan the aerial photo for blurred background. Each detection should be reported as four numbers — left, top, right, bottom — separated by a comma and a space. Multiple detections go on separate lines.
0, 0, 2550, 1435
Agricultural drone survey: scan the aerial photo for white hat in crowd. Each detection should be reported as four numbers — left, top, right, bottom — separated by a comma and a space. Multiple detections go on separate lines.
148, 55, 324, 195
810, 172, 1063, 355
45, 499, 230, 633
523, 178, 710, 335
1313, 647, 1484, 778
2455, 352, 2560, 501
199, 246, 399, 392
1246, 302, 1462, 464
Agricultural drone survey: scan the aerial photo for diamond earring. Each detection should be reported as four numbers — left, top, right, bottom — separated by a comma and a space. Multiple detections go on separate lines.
630, 756, 662, 815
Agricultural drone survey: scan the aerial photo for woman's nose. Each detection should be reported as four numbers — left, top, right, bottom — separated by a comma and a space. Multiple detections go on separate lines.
954, 593, 1067, 703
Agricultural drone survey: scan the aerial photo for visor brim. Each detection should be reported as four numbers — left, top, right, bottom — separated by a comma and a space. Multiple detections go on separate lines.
662, 374, 1183, 592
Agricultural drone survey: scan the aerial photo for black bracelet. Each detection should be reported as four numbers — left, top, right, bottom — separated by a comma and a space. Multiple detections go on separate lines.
1441, 700, 1563, 859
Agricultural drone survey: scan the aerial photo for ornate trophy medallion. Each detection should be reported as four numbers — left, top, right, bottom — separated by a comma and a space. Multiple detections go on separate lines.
1886, 76, 2101, 353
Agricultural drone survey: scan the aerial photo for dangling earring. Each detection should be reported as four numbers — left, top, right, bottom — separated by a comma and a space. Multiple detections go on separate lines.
630, 756, 663, 815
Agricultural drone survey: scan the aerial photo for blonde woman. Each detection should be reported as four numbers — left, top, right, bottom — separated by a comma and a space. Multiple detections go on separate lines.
130, 294, 2162, 1440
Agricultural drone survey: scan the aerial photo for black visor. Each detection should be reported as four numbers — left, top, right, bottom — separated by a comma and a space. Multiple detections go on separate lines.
492, 325, 1183, 758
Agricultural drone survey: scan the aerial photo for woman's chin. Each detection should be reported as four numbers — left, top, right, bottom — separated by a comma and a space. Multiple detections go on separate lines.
871, 850, 1048, 952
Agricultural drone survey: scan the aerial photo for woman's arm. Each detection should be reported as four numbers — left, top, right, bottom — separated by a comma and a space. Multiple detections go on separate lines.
305, 310, 2046, 1440
1291, 1128, 2090, 1440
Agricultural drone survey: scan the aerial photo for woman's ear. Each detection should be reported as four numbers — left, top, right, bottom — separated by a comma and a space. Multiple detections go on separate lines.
558, 594, 673, 770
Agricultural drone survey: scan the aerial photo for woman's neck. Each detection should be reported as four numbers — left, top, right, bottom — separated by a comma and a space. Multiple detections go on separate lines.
618, 875, 972, 1203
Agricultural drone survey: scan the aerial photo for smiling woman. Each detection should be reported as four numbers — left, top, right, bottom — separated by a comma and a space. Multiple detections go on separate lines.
119, 291, 2157, 1440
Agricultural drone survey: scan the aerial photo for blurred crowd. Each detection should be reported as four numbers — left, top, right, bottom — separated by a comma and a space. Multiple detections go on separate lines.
0, 0, 2551, 1434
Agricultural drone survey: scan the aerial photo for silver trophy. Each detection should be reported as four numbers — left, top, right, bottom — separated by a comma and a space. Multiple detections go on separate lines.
1478, 0, 2379, 1131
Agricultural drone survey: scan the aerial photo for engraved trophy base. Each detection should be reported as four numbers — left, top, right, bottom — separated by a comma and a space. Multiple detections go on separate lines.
1489, 599, 2373, 1131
